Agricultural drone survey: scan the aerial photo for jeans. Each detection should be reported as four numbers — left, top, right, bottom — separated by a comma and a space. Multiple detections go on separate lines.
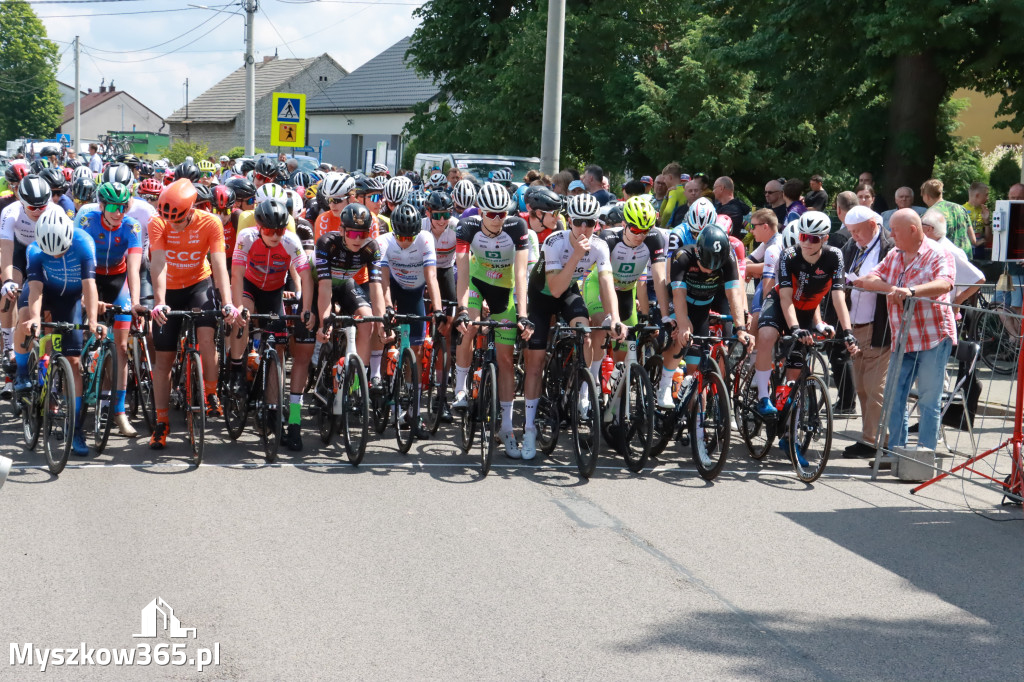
886, 337, 953, 451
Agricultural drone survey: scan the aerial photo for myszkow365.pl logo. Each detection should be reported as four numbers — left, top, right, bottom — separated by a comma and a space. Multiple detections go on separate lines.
10, 598, 220, 673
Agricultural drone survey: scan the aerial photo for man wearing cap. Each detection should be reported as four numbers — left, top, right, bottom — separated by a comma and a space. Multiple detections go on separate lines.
568, 180, 586, 196
839, 206, 895, 457
712, 176, 750, 240
805, 175, 829, 212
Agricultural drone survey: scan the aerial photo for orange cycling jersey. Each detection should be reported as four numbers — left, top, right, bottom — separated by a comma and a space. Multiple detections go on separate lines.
149, 209, 225, 289
315, 211, 381, 284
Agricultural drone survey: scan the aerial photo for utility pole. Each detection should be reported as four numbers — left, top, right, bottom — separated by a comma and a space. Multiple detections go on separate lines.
244, 0, 257, 156
73, 35, 81, 155
539, 0, 565, 176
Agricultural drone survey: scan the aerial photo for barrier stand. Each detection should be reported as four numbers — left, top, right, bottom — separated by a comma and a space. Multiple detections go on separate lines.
871, 297, 915, 478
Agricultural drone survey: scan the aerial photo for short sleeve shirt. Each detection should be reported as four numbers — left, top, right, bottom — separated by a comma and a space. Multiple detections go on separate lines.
149, 209, 225, 290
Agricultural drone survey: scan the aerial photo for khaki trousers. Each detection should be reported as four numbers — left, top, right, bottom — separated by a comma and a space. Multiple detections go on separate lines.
852, 323, 889, 446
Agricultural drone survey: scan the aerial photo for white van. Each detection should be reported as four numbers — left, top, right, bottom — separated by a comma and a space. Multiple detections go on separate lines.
412, 153, 541, 183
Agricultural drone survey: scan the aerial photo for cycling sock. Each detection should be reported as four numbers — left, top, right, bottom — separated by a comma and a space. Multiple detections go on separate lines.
231, 358, 245, 374
524, 398, 539, 429
204, 380, 217, 397
370, 350, 382, 379
156, 408, 169, 425
661, 366, 676, 390
1, 327, 12, 353
590, 360, 602, 382
755, 369, 771, 400
289, 393, 302, 424
500, 400, 513, 433
115, 389, 126, 414
14, 351, 28, 378
75, 397, 82, 424
455, 365, 470, 395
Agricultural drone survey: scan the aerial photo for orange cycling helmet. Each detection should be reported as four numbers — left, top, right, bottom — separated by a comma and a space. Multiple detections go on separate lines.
158, 178, 197, 222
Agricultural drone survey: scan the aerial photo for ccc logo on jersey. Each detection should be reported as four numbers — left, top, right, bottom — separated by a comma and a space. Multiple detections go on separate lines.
166, 250, 204, 262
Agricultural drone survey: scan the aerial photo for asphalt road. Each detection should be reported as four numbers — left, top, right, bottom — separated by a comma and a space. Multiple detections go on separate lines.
0, 404, 1021, 680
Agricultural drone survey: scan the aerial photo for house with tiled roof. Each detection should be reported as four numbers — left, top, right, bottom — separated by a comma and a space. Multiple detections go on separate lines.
57, 80, 165, 142
307, 37, 440, 171
166, 54, 347, 153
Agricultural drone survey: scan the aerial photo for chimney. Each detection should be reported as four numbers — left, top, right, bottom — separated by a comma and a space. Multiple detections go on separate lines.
262, 55, 275, 63
87, 88, 93, 94
109, 81, 115, 92
99, 78, 106, 94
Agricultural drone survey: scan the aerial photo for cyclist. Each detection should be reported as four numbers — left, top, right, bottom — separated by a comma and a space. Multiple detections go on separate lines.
197, 160, 217, 186
229, 197, 315, 451
71, 177, 97, 213
253, 157, 278, 190
173, 162, 201, 185
520, 185, 564, 268
148, 179, 236, 448
452, 182, 533, 456
370, 162, 390, 179
381, 176, 411, 219
225, 176, 256, 214
38, 168, 75, 219
3, 163, 30, 211
752, 211, 859, 424
667, 196, 716, 258
211, 185, 238, 262
313, 173, 356, 241
14, 207, 99, 457
451, 179, 477, 218
193, 183, 214, 212
315, 203, 387, 380
355, 175, 389, 232
75, 181, 144, 437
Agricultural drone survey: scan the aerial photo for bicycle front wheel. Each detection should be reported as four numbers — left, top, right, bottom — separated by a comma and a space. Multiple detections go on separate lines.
423, 335, 448, 435
91, 344, 116, 452
186, 351, 205, 465
22, 348, 41, 449
258, 349, 284, 464
313, 342, 337, 444
133, 337, 157, 434
689, 369, 731, 481
536, 351, 561, 456
340, 354, 369, 465
737, 368, 774, 461
789, 375, 832, 483
41, 355, 75, 475
619, 362, 654, 473
477, 363, 498, 476
570, 368, 600, 478
393, 347, 419, 455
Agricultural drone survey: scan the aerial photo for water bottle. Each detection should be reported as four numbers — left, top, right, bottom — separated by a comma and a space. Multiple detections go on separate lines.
332, 359, 346, 415
246, 349, 259, 382
471, 367, 481, 399
600, 353, 615, 394
774, 381, 794, 412
386, 347, 399, 377
421, 336, 433, 386
37, 355, 49, 387
607, 362, 623, 395
671, 367, 686, 399
87, 348, 100, 375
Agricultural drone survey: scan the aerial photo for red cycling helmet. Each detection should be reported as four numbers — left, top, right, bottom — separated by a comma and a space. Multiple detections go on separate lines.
213, 184, 236, 212
162, 169, 176, 186
138, 178, 163, 197
61, 167, 73, 183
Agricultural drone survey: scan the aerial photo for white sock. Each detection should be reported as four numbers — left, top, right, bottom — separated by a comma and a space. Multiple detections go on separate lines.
455, 365, 470, 395
590, 360, 602, 382
370, 350, 382, 379
755, 369, 771, 399
1, 327, 12, 354
524, 398, 539, 429
661, 366, 676, 388
580, 380, 590, 403
500, 400, 513, 433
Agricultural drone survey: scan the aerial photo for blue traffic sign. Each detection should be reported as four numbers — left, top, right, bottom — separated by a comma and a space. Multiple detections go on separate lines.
56, 133, 71, 146
277, 98, 301, 123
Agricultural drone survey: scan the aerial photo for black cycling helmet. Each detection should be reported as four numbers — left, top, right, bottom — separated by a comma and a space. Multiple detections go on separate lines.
352, 173, 372, 195
276, 161, 289, 181
340, 203, 372, 231
225, 176, 256, 201
425, 191, 453, 212
40, 146, 60, 158
254, 156, 278, 179
239, 159, 256, 175
174, 162, 200, 183
30, 159, 50, 174
101, 163, 133, 187
5, 162, 29, 186
290, 171, 313, 190
137, 162, 154, 179
192, 182, 213, 208
695, 224, 731, 271
391, 202, 422, 237
524, 185, 563, 212
72, 177, 96, 203
254, 197, 290, 231
602, 204, 625, 227
38, 167, 68, 193
17, 175, 52, 208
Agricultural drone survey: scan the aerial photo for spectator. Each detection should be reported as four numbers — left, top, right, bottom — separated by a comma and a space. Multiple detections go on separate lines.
858, 171, 890, 212
921, 209, 985, 305
805, 174, 829, 211
668, 179, 703, 227
763, 178, 786, 225
552, 170, 573, 195
560, 167, 580, 181
88, 143, 103, 173
277, 152, 288, 164
621, 179, 646, 199
712, 176, 750, 239
285, 158, 298, 174
652, 174, 669, 212
854, 209, 956, 456
658, 162, 689, 227
568, 179, 586, 196
639, 175, 654, 191
840, 206, 895, 457
920, 178, 974, 259
601, 176, 611, 193
962, 181, 990, 258
782, 178, 806, 224
881, 187, 927, 228
582, 164, 615, 205
855, 183, 876, 208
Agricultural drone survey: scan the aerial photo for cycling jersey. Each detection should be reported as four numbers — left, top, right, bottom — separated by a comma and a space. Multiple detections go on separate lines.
232, 227, 308, 291
0, 202, 37, 246
595, 228, 665, 290
25, 227, 96, 296
74, 209, 143, 276
665, 225, 696, 259
531, 228, 611, 297
224, 211, 240, 261
314, 232, 382, 285
775, 245, 845, 311
314, 211, 383, 285
78, 199, 155, 256
379, 231, 436, 290
149, 209, 225, 290
421, 215, 457, 269
237, 210, 297, 235
455, 215, 530, 289
54, 195, 75, 219
669, 245, 740, 306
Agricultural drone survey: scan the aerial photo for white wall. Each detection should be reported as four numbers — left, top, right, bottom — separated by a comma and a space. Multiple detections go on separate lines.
309, 112, 412, 137
60, 92, 165, 140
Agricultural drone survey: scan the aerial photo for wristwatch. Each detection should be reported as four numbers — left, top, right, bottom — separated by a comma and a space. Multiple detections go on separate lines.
909, 287, 917, 297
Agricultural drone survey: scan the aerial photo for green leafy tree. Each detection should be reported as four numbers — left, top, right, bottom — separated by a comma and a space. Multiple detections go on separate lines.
224, 145, 264, 160
159, 140, 209, 166
0, 1, 64, 144
988, 151, 1022, 198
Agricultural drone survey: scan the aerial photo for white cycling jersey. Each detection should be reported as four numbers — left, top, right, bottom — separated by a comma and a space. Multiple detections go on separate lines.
421, 215, 457, 269
0, 202, 37, 246
380, 231, 436, 290
541, 229, 611, 285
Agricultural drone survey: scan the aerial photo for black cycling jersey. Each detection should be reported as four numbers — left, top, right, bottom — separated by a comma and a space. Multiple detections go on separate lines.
775, 245, 845, 311
314, 232, 382, 285
669, 244, 740, 306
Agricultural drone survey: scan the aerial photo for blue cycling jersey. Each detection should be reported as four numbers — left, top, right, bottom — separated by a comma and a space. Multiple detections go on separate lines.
74, 209, 142, 274
26, 228, 96, 296
55, 195, 76, 220
665, 225, 696, 260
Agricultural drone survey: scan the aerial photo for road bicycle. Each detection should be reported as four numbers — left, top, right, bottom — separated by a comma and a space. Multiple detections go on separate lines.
421, 313, 452, 435
125, 310, 156, 434
371, 314, 432, 454
77, 307, 123, 453
595, 322, 658, 473
459, 319, 518, 477
165, 309, 218, 466
964, 290, 1021, 375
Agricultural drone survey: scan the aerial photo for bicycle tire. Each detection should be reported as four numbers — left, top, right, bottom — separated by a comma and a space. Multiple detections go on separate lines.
258, 348, 284, 464
340, 354, 369, 465
689, 369, 730, 481
570, 368, 600, 478
41, 355, 75, 475
133, 337, 157, 433
371, 359, 390, 436
805, 348, 831, 390
91, 343, 116, 452
423, 335, 448, 434
459, 358, 478, 454
536, 350, 561, 456
313, 342, 337, 444
737, 368, 775, 460
972, 305, 1019, 375
789, 374, 832, 483
186, 351, 205, 465
619, 362, 655, 473
477, 363, 498, 476
22, 348, 41, 449
393, 347, 419, 455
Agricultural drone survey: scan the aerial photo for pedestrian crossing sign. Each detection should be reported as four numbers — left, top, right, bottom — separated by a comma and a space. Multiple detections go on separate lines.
271, 92, 305, 147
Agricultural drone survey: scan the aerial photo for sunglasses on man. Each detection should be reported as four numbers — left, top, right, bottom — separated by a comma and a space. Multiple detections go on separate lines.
625, 223, 648, 235
572, 218, 597, 228
101, 203, 128, 214
256, 173, 275, 183
483, 210, 507, 220
799, 233, 823, 244
260, 225, 287, 236
346, 229, 369, 240
431, 211, 451, 220
329, 197, 349, 205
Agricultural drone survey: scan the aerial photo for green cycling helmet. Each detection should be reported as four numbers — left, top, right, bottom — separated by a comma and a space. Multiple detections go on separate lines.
97, 181, 132, 207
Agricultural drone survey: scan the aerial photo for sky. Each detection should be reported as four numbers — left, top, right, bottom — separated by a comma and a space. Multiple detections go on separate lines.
38, 0, 424, 119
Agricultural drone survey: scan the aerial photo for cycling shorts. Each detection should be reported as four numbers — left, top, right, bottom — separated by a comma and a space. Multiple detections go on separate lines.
467, 276, 516, 345
11, 241, 27, 279
436, 266, 456, 306
95, 272, 132, 329
390, 277, 426, 346
757, 289, 814, 369
16, 287, 85, 357
153, 277, 219, 352
281, 292, 316, 345
526, 284, 589, 351
242, 278, 287, 337
332, 278, 371, 317
139, 259, 153, 305
582, 276, 638, 325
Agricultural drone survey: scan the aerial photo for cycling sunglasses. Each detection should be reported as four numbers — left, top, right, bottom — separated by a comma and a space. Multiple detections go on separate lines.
625, 223, 649, 235
431, 211, 451, 220
483, 210, 507, 220
329, 197, 349, 205
572, 218, 597, 228
260, 225, 287, 236
346, 229, 369, 240
361, 193, 382, 203
201, 171, 214, 178
256, 173, 276, 183
799, 233, 823, 244
101, 202, 128, 213
395, 233, 416, 242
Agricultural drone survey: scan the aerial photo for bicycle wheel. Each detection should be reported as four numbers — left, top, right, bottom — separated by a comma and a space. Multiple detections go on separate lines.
257, 349, 284, 464
371, 361, 390, 436
805, 348, 831, 390
41, 355, 75, 475
132, 337, 157, 433
973, 305, 1020, 375
618, 363, 655, 473
789, 375, 832, 483
222, 371, 248, 442
477, 363, 498, 476
536, 351, 561, 456
689, 369, 730, 481
22, 348, 41, 449
91, 344, 116, 452
570, 367, 600, 478
340, 354, 369, 465
737, 369, 775, 460
460, 360, 477, 454
393, 347, 419, 455
423, 335, 448, 434
313, 342, 337, 444
185, 351, 205, 465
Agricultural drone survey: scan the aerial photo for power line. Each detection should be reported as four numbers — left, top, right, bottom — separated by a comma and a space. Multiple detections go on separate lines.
81, 10, 242, 63
80, 5, 235, 54
38, 6, 229, 18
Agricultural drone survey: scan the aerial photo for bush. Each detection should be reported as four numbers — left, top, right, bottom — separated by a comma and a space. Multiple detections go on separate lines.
158, 140, 209, 166
223, 146, 265, 160
932, 135, 986, 204
988, 149, 1022, 198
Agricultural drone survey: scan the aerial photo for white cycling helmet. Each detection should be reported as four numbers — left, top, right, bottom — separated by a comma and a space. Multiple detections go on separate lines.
383, 176, 411, 204
284, 189, 303, 219
490, 168, 513, 183
320, 172, 355, 199
780, 220, 800, 250
567, 193, 601, 221
371, 162, 389, 175
476, 182, 512, 213
684, 197, 717, 236
798, 210, 832, 236
452, 179, 477, 210
427, 171, 446, 190
71, 166, 93, 183
255, 182, 286, 204
35, 206, 74, 256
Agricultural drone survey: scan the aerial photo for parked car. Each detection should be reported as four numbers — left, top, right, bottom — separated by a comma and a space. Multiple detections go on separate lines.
412, 153, 541, 184
255, 153, 320, 175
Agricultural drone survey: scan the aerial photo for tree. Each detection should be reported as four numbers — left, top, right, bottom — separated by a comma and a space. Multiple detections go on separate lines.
0, 1, 64, 144
159, 140, 209, 166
